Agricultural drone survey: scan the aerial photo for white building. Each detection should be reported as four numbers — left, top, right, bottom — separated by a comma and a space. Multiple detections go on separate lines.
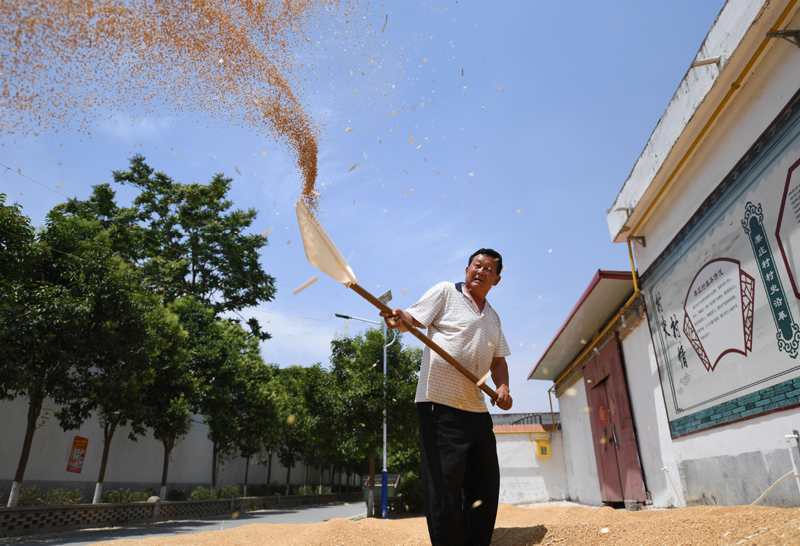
529, 0, 800, 508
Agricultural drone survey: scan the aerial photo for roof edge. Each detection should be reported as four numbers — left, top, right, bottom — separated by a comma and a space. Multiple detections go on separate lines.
606, 0, 775, 242
527, 270, 632, 380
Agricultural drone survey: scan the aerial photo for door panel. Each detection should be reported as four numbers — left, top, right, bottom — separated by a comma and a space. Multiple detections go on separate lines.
593, 376, 624, 501
597, 337, 646, 502
584, 356, 623, 502
583, 336, 647, 503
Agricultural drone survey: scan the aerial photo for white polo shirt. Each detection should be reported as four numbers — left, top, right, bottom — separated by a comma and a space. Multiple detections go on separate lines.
408, 281, 510, 412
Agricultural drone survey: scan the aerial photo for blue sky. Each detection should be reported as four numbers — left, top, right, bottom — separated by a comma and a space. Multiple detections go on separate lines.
0, 1, 726, 413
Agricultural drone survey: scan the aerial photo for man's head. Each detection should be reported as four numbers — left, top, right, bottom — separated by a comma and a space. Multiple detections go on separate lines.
464, 248, 502, 300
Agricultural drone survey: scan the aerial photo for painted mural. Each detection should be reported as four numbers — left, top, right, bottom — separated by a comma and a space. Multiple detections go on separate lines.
643, 91, 800, 437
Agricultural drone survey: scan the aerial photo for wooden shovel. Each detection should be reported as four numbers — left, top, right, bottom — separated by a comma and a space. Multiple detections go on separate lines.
295, 200, 497, 401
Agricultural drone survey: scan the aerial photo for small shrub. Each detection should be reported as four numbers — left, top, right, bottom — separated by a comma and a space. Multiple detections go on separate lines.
17, 486, 84, 506
42, 488, 84, 505
292, 485, 330, 496
214, 485, 242, 498
393, 473, 423, 513
17, 486, 42, 507
101, 488, 154, 504
293, 485, 312, 495
167, 488, 189, 501
188, 486, 213, 500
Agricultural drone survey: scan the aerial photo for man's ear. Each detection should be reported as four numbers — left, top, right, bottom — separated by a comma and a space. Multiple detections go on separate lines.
493, 275, 501, 287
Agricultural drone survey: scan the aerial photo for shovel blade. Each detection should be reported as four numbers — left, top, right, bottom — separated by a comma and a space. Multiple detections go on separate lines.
295, 200, 357, 286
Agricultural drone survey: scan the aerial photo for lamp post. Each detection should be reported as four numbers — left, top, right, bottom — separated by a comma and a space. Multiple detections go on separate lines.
336, 292, 396, 519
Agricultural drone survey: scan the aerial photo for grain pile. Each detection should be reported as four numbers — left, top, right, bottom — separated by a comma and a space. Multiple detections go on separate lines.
0, 0, 348, 212
90, 503, 800, 546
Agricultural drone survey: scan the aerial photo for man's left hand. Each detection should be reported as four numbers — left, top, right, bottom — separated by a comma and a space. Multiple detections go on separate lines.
491, 384, 513, 411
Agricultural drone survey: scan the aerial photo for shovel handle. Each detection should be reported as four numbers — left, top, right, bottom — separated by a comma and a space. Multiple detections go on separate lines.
349, 283, 498, 401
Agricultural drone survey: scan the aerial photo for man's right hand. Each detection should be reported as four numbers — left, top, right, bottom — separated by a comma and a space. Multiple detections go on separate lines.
379, 308, 408, 331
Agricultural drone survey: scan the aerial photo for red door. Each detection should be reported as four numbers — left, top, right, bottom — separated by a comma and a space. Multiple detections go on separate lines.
583, 336, 646, 503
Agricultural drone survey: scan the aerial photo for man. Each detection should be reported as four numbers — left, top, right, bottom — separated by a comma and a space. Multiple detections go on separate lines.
380, 248, 512, 546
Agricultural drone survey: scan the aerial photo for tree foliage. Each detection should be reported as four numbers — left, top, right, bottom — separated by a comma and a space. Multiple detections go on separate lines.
1, 174, 426, 501
58, 154, 276, 340
326, 328, 421, 471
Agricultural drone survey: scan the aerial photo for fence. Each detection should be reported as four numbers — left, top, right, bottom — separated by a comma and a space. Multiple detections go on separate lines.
0, 492, 364, 538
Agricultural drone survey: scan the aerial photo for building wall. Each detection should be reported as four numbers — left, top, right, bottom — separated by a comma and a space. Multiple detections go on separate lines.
620, 322, 683, 508
632, 6, 800, 274
496, 432, 567, 505
611, 2, 800, 508
621, 321, 800, 507
673, 412, 800, 507
0, 395, 344, 502
558, 378, 602, 506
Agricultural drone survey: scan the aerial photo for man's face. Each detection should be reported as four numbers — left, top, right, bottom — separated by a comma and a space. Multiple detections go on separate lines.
465, 254, 501, 298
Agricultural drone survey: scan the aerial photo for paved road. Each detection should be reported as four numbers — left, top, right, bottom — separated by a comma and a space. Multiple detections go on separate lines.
1, 502, 368, 546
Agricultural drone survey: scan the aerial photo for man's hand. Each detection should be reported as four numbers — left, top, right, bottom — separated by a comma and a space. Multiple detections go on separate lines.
491, 384, 513, 410
379, 308, 410, 331
489, 357, 512, 410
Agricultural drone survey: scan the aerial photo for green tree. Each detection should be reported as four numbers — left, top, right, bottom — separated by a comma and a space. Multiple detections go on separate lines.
73, 154, 277, 339
57, 157, 281, 491
43, 208, 193, 504
0, 198, 111, 506
276, 366, 312, 495
171, 298, 273, 494
233, 355, 281, 497
60, 156, 276, 337
256, 368, 290, 490
327, 328, 421, 513
298, 364, 338, 494
143, 300, 197, 500
0, 193, 45, 401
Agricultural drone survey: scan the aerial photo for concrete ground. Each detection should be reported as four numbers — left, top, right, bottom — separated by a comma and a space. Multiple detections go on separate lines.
0, 502, 368, 546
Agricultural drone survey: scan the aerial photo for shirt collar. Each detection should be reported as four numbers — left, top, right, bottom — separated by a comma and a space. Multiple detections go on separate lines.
454, 282, 490, 314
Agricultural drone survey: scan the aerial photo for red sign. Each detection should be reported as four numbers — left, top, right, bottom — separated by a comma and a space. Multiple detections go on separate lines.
597, 401, 608, 428
66, 436, 88, 473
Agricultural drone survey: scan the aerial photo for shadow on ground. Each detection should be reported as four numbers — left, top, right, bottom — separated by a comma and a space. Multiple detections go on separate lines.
492, 525, 548, 545
1, 509, 306, 546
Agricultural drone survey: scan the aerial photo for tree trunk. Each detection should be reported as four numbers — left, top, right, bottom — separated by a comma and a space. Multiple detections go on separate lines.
160, 436, 176, 500
303, 463, 308, 492
266, 450, 272, 488
8, 380, 44, 507
93, 419, 119, 504
329, 464, 334, 490
318, 465, 323, 495
243, 456, 250, 497
211, 441, 219, 496
285, 464, 291, 496
369, 456, 376, 518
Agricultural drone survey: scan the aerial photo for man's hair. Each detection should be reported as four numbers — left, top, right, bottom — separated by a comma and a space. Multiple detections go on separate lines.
468, 248, 503, 275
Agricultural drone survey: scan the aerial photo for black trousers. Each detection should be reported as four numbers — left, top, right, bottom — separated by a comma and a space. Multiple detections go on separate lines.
417, 402, 500, 546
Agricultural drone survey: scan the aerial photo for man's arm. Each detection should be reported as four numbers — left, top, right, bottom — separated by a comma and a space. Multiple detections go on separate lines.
490, 357, 513, 410
380, 308, 424, 332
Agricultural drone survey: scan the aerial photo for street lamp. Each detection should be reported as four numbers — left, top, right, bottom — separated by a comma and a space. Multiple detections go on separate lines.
336, 290, 396, 519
